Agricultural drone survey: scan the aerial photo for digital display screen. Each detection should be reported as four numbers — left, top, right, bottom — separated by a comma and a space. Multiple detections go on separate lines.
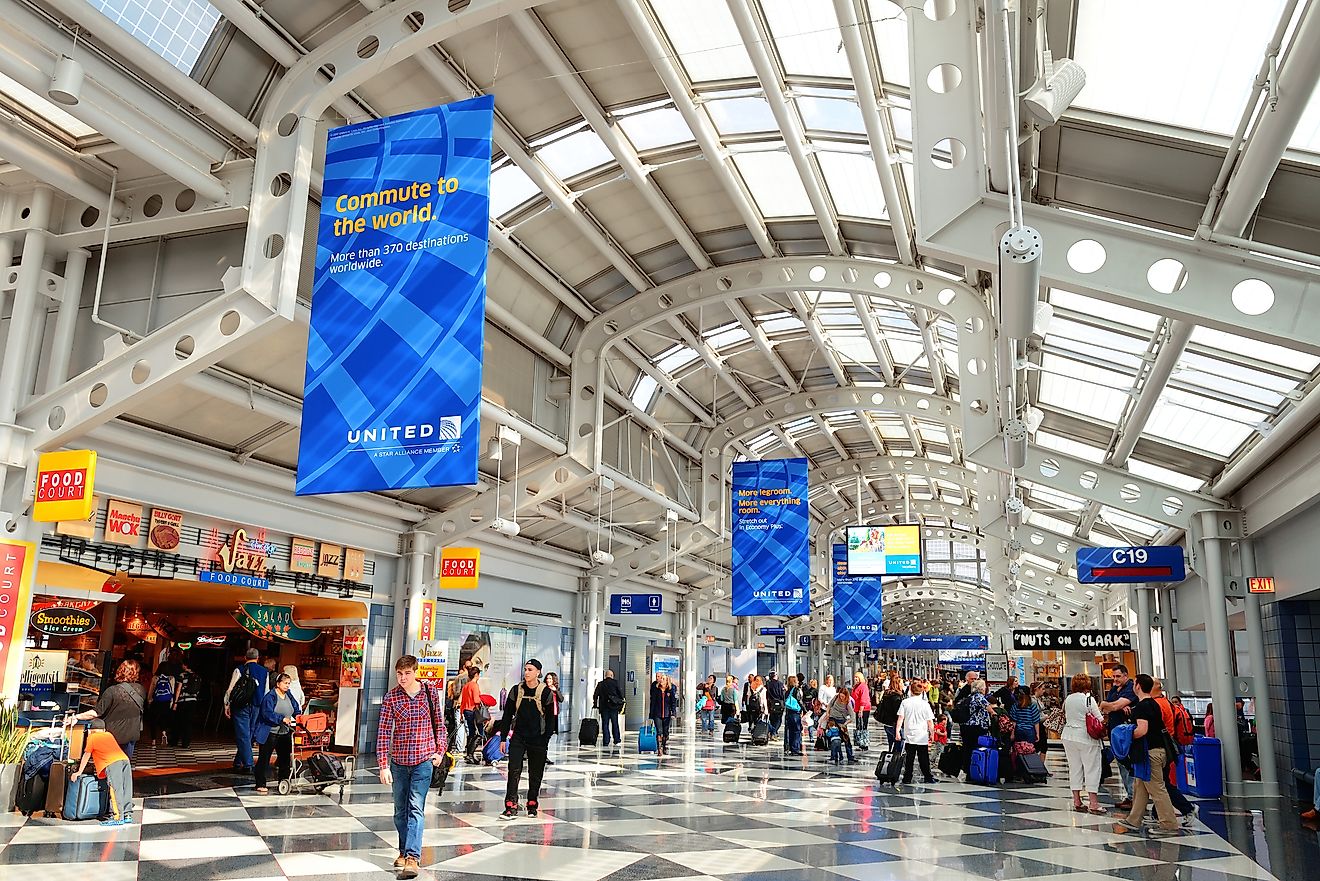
845, 524, 923, 576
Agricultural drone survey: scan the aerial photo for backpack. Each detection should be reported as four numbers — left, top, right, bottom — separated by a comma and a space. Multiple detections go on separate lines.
152, 674, 175, 703
1171, 703, 1195, 747
515, 682, 546, 735
951, 695, 972, 725
180, 670, 202, 700
229, 666, 258, 711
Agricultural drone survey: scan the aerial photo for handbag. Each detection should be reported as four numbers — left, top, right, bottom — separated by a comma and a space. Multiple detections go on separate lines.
1044, 706, 1067, 732
422, 686, 448, 789
1085, 697, 1106, 740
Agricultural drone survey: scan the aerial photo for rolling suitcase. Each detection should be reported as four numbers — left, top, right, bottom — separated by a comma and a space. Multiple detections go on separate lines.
15, 772, 47, 816
44, 759, 68, 817
723, 719, 742, 744
638, 721, 658, 753
1018, 750, 1049, 784
874, 743, 903, 783
938, 742, 964, 777
482, 734, 505, 764
969, 747, 999, 785
63, 773, 102, 821
579, 718, 600, 747
750, 721, 770, 746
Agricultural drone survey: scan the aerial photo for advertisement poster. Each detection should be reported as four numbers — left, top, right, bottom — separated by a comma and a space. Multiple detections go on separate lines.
147, 507, 184, 553
290, 537, 317, 574
731, 457, 810, 617
339, 624, 366, 687
104, 499, 144, 546
457, 623, 526, 720
297, 96, 493, 495
845, 524, 922, 575
417, 639, 448, 682
832, 543, 883, 641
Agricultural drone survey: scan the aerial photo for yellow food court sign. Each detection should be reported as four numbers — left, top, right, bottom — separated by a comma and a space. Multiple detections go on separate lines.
438, 547, 480, 590
33, 450, 97, 523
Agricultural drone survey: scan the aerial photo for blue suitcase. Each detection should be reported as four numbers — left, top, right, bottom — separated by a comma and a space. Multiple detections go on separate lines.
638, 721, 658, 753
482, 734, 505, 764
63, 774, 102, 821
969, 747, 999, 785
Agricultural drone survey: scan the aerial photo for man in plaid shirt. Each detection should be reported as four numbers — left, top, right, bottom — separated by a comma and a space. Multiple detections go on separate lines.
377, 655, 446, 878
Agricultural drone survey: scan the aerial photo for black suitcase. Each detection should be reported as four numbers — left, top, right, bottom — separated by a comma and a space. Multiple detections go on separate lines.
875, 744, 903, 783
579, 718, 600, 746
723, 719, 742, 743
751, 721, 770, 746
15, 772, 47, 816
937, 742, 964, 777
1018, 750, 1049, 783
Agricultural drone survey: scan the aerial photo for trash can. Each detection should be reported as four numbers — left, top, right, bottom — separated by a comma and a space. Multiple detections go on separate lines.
1182, 736, 1223, 798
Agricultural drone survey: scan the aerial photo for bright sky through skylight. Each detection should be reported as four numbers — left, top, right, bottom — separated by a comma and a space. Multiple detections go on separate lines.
87, 0, 221, 74
1073, 0, 1291, 136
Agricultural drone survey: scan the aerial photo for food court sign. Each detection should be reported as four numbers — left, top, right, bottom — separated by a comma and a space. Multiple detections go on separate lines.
200, 527, 274, 589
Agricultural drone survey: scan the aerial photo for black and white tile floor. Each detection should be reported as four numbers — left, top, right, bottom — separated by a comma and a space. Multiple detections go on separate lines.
1, 731, 1313, 881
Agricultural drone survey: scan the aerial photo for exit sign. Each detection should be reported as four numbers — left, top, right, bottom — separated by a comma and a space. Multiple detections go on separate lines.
1248, 576, 1275, 594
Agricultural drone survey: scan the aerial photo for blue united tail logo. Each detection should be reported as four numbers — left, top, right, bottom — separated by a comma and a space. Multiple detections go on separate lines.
437, 416, 462, 441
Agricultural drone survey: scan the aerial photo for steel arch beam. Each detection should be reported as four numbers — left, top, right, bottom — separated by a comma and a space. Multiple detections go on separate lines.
15, 0, 533, 454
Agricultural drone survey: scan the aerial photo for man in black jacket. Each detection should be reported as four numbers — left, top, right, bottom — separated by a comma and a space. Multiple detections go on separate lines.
766, 672, 787, 740
592, 670, 625, 749
496, 659, 556, 820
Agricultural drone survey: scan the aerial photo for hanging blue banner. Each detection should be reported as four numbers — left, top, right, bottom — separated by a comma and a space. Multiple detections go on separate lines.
731, 458, 809, 617
296, 96, 493, 495
832, 543, 883, 642
869, 634, 989, 650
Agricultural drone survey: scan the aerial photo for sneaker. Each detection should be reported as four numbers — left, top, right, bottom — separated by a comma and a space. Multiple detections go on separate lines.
99, 817, 129, 827
499, 804, 521, 821
847, 758, 861, 764
393, 856, 407, 868
526, 802, 539, 818
400, 856, 419, 879
1302, 808, 1318, 821
1112, 821, 1142, 834
545, 759, 555, 766
1150, 826, 1182, 838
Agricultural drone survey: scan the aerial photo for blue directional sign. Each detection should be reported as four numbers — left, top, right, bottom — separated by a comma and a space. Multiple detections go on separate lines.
610, 593, 662, 615
759, 626, 786, 636
1076, 546, 1186, 584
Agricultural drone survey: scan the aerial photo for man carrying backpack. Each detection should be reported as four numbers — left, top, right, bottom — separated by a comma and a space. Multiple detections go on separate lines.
495, 659, 556, 820
766, 672, 787, 740
224, 648, 269, 773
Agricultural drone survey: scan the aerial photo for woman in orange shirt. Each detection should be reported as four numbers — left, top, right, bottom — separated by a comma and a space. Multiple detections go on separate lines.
460, 667, 484, 761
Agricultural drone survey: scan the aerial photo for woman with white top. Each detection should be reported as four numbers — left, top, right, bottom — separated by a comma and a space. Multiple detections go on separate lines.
818, 674, 838, 711
1062, 672, 1106, 813
282, 665, 305, 708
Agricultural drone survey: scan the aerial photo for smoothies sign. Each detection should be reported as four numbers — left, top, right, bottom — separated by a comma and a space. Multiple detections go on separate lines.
33, 450, 97, 522
0, 539, 38, 699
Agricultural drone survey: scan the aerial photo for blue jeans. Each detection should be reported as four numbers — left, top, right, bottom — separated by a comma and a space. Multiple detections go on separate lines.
1313, 767, 1320, 812
1118, 758, 1136, 799
600, 711, 621, 746
233, 706, 257, 767
122, 740, 136, 759
391, 760, 432, 858
463, 709, 477, 755
699, 709, 717, 732
784, 710, 802, 753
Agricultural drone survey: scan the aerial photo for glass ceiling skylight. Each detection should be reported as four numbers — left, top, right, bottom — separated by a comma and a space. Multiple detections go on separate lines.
761, 0, 849, 79
88, 0, 221, 74
1072, 0, 1293, 136
732, 149, 814, 216
647, 0, 755, 83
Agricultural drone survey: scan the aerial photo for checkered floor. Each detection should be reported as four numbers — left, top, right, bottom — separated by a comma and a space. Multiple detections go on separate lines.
1, 728, 1310, 881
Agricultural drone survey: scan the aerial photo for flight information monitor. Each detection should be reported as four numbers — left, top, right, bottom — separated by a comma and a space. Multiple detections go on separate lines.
845, 524, 923, 576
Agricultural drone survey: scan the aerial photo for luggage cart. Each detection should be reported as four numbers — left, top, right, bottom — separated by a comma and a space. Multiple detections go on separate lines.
276, 713, 350, 796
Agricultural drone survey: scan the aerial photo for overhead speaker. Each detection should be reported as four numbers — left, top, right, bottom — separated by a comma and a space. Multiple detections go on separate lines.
1023, 55, 1088, 128
1004, 417, 1029, 469
591, 549, 614, 566
490, 517, 520, 537
49, 55, 83, 106
999, 226, 1042, 341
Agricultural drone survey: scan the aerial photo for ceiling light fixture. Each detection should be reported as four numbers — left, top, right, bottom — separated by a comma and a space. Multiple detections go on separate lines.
1022, 51, 1088, 128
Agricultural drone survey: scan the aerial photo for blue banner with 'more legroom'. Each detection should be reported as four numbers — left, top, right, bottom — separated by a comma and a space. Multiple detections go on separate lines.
731, 457, 810, 618
296, 96, 492, 495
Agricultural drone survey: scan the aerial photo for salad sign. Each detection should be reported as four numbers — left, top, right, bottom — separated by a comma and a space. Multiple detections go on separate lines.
232, 602, 320, 643
340, 625, 365, 687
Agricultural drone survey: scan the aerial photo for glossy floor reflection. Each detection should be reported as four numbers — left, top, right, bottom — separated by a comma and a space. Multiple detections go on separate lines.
2, 730, 1314, 881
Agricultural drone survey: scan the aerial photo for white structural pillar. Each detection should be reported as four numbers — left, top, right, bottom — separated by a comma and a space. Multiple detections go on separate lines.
0, 187, 52, 424
399, 531, 433, 659
1238, 540, 1280, 795
1135, 587, 1155, 675
577, 574, 604, 724
679, 598, 699, 741
1158, 589, 1179, 697
44, 249, 90, 392
1196, 520, 1245, 792
783, 624, 796, 679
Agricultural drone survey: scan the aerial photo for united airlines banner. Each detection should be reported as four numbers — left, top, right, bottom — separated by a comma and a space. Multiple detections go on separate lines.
296, 96, 493, 495
731, 458, 809, 617
832, 543, 883, 641
869, 634, 989, 650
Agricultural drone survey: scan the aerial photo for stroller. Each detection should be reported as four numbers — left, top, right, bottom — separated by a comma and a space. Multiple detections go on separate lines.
276, 713, 351, 796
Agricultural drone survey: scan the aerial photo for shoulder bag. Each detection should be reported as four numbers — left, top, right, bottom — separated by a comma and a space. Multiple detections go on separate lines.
421, 685, 448, 788
1085, 696, 1106, 740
